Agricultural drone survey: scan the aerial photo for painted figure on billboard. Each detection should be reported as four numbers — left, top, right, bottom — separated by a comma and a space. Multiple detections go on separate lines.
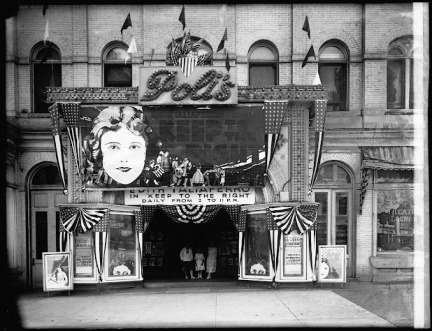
83, 106, 149, 186
80, 105, 266, 188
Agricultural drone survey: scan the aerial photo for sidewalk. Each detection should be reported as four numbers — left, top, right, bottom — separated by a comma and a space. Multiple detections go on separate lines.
6, 280, 404, 329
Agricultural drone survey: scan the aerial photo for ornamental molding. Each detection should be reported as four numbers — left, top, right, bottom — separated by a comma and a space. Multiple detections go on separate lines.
46, 85, 327, 104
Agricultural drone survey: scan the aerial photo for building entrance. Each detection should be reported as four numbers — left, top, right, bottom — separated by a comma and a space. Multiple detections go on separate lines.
142, 208, 238, 280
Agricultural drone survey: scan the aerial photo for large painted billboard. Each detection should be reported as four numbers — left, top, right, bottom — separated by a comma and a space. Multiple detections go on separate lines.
80, 105, 266, 189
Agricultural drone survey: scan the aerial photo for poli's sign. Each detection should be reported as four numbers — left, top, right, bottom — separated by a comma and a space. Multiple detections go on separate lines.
139, 66, 237, 106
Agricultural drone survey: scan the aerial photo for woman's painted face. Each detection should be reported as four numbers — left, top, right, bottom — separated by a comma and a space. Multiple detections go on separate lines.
320, 261, 329, 279
101, 127, 146, 184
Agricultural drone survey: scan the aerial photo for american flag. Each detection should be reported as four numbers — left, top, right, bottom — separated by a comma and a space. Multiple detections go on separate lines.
224, 205, 241, 230
140, 205, 157, 233
60, 103, 82, 181
263, 101, 289, 171
60, 207, 108, 233
161, 205, 220, 224
269, 204, 318, 235
49, 103, 67, 192
238, 210, 247, 232
309, 100, 327, 194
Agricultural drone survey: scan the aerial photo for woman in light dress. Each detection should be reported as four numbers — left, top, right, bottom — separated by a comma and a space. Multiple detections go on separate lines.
206, 242, 217, 279
194, 247, 205, 279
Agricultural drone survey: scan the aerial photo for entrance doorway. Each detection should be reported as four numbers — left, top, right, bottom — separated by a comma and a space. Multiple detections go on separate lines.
314, 162, 354, 277
142, 208, 238, 280
28, 164, 67, 288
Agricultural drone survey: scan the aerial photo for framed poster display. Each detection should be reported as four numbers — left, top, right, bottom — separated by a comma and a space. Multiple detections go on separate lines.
282, 234, 305, 278
317, 245, 346, 283
42, 252, 73, 292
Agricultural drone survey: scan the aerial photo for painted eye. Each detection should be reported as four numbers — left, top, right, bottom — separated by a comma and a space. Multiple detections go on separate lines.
107, 144, 120, 150
129, 143, 142, 150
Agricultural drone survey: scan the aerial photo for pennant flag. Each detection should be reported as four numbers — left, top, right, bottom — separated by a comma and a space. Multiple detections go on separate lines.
269, 205, 318, 235
42, 4, 48, 16
161, 205, 221, 224
217, 28, 228, 53
309, 100, 327, 194
263, 101, 289, 170
225, 49, 231, 72
179, 5, 186, 31
60, 207, 108, 233
60, 102, 82, 181
125, 37, 137, 64
302, 15, 310, 39
313, 71, 322, 85
44, 19, 49, 44
121, 13, 132, 35
302, 45, 316, 68
219, 4, 227, 25
49, 103, 67, 193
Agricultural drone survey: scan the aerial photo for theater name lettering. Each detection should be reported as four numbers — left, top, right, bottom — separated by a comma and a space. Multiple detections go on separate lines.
139, 66, 238, 106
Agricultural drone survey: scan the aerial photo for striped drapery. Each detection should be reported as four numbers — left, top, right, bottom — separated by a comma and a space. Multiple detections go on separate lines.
268, 204, 318, 235
59, 207, 108, 233
94, 231, 108, 282
160, 204, 221, 224
263, 101, 289, 171
307, 228, 317, 281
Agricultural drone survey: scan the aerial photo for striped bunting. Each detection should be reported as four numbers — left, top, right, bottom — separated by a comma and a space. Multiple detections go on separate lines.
161, 205, 220, 224
268, 205, 318, 235
60, 207, 108, 233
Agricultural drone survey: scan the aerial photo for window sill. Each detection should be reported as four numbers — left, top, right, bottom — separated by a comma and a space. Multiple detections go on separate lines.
370, 254, 414, 269
385, 109, 415, 115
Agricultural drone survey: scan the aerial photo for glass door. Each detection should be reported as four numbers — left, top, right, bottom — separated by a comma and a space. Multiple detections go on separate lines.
31, 190, 67, 288
315, 190, 352, 277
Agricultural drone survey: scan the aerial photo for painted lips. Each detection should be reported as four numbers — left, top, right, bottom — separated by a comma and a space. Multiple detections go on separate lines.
116, 167, 131, 172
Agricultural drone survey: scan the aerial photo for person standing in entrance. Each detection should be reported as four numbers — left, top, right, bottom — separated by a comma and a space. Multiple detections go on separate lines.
194, 247, 205, 279
180, 244, 195, 279
206, 242, 217, 279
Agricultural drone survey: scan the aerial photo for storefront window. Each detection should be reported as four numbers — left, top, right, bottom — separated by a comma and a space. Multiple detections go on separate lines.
74, 231, 95, 278
377, 189, 414, 252
108, 213, 137, 277
245, 213, 270, 276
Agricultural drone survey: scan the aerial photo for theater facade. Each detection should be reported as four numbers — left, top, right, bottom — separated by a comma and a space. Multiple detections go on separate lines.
4, 4, 427, 290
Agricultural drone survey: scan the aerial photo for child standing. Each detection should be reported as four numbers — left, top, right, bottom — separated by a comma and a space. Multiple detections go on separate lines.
194, 247, 205, 279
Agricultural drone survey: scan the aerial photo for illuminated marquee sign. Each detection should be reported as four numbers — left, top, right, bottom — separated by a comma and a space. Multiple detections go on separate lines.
139, 66, 237, 106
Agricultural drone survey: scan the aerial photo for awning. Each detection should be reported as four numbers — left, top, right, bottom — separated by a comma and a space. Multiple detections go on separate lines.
360, 146, 417, 170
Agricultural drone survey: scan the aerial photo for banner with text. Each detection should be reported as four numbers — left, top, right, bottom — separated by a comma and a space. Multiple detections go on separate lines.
125, 186, 255, 205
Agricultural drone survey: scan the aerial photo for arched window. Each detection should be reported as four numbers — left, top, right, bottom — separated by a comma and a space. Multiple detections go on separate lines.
32, 42, 62, 113
318, 41, 349, 111
166, 35, 213, 66
248, 41, 278, 86
103, 44, 132, 87
387, 36, 416, 109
